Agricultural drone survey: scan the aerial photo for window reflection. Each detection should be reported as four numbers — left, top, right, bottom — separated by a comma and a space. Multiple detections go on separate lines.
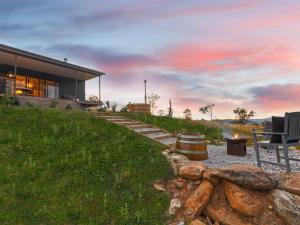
15, 75, 59, 98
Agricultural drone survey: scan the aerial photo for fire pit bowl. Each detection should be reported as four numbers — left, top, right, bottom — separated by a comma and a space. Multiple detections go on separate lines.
225, 138, 248, 156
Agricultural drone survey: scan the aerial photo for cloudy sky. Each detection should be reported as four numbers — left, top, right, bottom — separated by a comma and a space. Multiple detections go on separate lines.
1, 0, 300, 119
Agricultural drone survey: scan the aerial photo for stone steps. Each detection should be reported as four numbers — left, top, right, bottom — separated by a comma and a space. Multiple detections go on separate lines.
93, 114, 177, 147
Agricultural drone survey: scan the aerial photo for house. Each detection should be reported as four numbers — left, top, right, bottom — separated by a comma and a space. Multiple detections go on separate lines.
0, 44, 105, 107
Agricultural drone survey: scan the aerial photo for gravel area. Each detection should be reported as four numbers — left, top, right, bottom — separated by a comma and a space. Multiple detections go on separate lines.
204, 145, 300, 173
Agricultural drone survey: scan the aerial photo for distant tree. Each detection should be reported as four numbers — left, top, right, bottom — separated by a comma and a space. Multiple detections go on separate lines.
147, 93, 160, 114
88, 95, 99, 102
120, 105, 128, 113
183, 108, 192, 120
105, 101, 110, 109
111, 102, 118, 112
167, 99, 173, 118
233, 107, 255, 124
199, 103, 215, 120
158, 110, 165, 116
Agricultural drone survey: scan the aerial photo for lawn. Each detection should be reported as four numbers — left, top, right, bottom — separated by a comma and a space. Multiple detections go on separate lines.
120, 113, 222, 142
0, 106, 172, 225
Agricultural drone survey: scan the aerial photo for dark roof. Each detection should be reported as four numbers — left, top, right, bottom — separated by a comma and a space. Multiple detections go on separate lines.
0, 44, 105, 80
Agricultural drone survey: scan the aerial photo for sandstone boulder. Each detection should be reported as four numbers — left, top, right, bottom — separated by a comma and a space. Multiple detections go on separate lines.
189, 219, 206, 225
224, 180, 263, 217
277, 172, 300, 196
207, 164, 277, 191
203, 168, 221, 186
169, 154, 190, 175
179, 162, 207, 180
184, 180, 214, 219
272, 189, 300, 225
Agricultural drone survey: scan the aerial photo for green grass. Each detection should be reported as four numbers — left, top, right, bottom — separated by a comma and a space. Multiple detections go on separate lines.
0, 106, 172, 225
120, 113, 222, 141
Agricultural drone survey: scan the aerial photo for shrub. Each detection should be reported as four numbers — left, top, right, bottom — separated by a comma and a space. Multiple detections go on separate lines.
111, 102, 118, 112
65, 104, 72, 110
120, 105, 128, 112
49, 99, 59, 108
25, 101, 36, 108
0, 92, 17, 106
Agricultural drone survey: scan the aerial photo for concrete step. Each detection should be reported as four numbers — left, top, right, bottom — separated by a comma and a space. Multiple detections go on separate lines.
135, 128, 163, 134
98, 116, 123, 119
146, 132, 173, 140
116, 121, 142, 126
107, 118, 131, 122
159, 137, 177, 146
127, 124, 153, 129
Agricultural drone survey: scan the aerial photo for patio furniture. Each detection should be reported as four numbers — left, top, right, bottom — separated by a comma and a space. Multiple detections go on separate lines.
252, 112, 300, 172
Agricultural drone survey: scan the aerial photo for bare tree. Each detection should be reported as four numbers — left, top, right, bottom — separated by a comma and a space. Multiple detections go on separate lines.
233, 107, 255, 124
147, 93, 160, 114
183, 108, 192, 120
199, 103, 215, 120
167, 99, 173, 118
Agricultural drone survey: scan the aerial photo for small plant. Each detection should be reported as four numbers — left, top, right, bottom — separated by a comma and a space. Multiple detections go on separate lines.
111, 102, 118, 112
158, 110, 164, 116
25, 101, 36, 108
183, 108, 192, 120
0, 92, 17, 106
120, 105, 128, 112
147, 93, 160, 114
65, 104, 72, 110
105, 101, 110, 109
49, 99, 59, 108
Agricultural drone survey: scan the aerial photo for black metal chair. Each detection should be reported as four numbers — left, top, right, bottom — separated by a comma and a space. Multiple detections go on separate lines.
252, 112, 300, 172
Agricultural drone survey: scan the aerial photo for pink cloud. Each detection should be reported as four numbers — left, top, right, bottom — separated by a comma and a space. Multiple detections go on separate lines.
250, 84, 300, 113
161, 43, 300, 74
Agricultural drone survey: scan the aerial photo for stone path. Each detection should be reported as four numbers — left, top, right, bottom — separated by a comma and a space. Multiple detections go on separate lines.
94, 113, 177, 147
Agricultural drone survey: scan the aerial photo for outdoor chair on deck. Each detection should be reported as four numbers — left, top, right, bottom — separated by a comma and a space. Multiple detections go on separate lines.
252, 112, 300, 172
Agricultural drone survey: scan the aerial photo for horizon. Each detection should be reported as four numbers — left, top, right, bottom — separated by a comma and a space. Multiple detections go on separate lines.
1, 0, 300, 119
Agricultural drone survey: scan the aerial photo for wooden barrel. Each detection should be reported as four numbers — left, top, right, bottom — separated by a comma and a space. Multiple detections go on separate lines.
176, 134, 208, 161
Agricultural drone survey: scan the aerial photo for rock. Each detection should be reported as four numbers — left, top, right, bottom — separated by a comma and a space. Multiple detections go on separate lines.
223, 180, 263, 217
153, 180, 166, 192
203, 183, 253, 225
207, 164, 277, 191
189, 219, 206, 225
203, 168, 221, 186
277, 172, 300, 196
169, 198, 182, 215
169, 154, 190, 175
272, 189, 300, 225
179, 162, 207, 180
205, 204, 252, 225
184, 180, 214, 219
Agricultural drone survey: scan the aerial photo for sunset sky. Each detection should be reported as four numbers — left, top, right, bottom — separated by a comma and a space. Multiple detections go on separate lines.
1, 0, 300, 119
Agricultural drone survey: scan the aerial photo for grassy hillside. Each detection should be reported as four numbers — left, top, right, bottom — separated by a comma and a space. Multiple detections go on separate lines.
0, 106, 172, 225
121, 113, 222, 141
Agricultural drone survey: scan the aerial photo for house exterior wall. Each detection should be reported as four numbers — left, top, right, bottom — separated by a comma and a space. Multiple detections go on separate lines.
0, 63, 86, 101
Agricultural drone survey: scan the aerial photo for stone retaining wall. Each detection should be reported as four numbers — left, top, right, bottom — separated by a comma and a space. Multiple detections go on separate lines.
155, 150, 300, 225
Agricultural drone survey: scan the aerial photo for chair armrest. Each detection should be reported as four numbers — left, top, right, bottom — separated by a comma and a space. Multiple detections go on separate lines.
252, 130, 287, 135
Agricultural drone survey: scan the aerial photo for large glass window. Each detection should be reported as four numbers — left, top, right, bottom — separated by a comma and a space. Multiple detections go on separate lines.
15, 75, 59, 99
46, 80, 59, 99
28, 77, 39, 97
